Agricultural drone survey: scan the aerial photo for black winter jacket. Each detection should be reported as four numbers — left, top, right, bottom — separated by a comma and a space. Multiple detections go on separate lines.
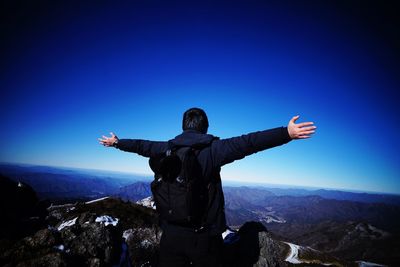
116, 127, 292, 234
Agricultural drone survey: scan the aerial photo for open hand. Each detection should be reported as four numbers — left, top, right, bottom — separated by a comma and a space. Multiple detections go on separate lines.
287, 116, 316, 139
98, 132, 119, 147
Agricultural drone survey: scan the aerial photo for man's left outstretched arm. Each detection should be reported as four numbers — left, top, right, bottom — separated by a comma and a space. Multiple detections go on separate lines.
211, 115, 316, 166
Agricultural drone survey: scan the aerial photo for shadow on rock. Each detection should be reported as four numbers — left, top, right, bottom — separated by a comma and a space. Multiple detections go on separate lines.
223, 221, 287, 267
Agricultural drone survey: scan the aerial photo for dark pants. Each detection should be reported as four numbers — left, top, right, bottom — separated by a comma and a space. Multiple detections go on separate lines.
158, 225, 223, 267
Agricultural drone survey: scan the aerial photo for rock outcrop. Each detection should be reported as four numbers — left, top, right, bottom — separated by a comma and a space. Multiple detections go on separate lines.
0, 191, 159, 267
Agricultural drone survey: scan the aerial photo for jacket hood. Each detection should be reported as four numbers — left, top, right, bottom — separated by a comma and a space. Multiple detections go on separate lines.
169, 130, 218, 147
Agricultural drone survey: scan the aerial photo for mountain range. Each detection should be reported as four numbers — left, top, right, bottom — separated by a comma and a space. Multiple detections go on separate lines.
1, 163, 399, 266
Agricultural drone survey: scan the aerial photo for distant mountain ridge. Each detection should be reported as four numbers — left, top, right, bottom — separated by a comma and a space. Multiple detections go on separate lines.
0, 163, 138, 201
262, 187, 400, 206
2, 163, 399, 205
117, 181, 152, 202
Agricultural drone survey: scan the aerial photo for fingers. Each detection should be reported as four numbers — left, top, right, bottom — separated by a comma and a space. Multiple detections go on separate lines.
290, 115, 300, 123
295, 123, 316, 134
98, 138, 107, 146
301, 126, 317, 131
300, 130, 315, 135
98, 134, 113, 147
292, 127, 316, 139
297, 122, 314, 128
288, 116, 317, 140
98, 137, 107, 143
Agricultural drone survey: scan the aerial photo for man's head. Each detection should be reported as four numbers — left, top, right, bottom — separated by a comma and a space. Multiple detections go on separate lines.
182, 107, 209, 134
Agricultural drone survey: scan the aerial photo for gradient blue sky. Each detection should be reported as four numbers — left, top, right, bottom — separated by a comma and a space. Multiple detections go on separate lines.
1, 1, 399, 194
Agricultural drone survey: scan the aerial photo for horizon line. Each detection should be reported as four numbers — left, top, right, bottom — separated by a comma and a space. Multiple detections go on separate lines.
1, 161, 398, 196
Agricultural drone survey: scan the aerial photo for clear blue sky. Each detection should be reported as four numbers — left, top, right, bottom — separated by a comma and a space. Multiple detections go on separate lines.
1, 1, 399, 194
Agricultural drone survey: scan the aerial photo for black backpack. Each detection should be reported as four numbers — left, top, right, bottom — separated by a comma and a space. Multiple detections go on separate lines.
149, 143, 209, 226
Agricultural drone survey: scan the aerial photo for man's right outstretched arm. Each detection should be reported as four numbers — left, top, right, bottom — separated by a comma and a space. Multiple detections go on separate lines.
98, 132, 168, 158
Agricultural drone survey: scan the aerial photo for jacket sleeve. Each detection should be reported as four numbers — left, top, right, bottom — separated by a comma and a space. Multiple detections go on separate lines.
115, 139, 168, 158
211, 127, 292, 167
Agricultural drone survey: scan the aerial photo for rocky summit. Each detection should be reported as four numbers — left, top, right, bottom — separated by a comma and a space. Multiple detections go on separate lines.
0, 175, 391, 266
0, 185, 161, 267
1, 194, 353, 267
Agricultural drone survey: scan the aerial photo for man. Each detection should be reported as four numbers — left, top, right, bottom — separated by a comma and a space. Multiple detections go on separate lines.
99, 107, 316, 267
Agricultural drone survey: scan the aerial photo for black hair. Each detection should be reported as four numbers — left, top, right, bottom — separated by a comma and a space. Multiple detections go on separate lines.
182, 107, 209, 134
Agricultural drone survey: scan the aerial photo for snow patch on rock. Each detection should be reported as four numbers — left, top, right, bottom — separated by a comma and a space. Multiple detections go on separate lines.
95, 215, 119, 226
57, 217, 78, 231
284, 242, 302, 264
136, 196, 156, 209
85, 196, 109, 204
